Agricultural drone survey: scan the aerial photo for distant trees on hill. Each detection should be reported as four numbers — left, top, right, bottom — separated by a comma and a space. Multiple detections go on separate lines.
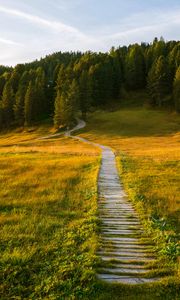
0, 38, 179, 130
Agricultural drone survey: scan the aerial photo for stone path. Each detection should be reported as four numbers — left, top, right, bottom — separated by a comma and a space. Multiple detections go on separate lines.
65, 119, 162, 284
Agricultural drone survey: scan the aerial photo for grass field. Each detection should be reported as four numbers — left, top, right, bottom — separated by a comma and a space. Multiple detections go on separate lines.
79, 107, 180, 299
0, 131, 100, 299
0, 105, 180, 299
80, 108, 180, 229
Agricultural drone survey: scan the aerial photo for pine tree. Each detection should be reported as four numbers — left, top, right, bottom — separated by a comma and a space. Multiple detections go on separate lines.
79, 70, 92, 119
35, 67, 46, 118
54, 90, 66, 128
1, 80, 14, 126
173, 66, 180, 112
9, 64, 24, 94
147, 55, 171, 107
54, 79, 78, 129
125, 45, 146, 90
14, 71, 29, 126
24, 81, 35, 126
168, 43, 180, 85
56, 64, 67, 94
0, 75, 6, 98
0, 102, 3, 129
67, 79, 79, 122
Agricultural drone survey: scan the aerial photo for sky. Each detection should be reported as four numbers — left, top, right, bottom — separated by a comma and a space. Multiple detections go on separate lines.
0, 0, 179, 66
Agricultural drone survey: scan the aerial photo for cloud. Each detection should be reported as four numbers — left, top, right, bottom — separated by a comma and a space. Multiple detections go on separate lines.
0, 3, 179, 66
0, 37, 22, 46
95, 9, 180, 47
0, 5, 85, 36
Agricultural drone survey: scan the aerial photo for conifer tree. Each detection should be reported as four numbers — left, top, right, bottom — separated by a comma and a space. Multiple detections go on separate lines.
24, 81, 35, 126
54, 79, 78, 128
147, 55, 171, 107
54, 90, 66, 128
125, 45, 146, 90
14, 71, 29, 126
67, 79, 79, 121
0, 75, 6, 98
0, 102, 3, 129
173, 66, 180, 112
168, 43, 180, 85
79, 70, 92, 119
35, 67, 46, 117
9, 64, 24, 94
1, 80, 14, 126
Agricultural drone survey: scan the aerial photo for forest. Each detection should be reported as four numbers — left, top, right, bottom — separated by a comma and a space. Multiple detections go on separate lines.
0, 37, 179, 130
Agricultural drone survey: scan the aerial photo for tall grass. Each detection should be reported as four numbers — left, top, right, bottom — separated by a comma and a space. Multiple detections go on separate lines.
0, 133, 100, 299
80, 108, 180, 230
79, 107, 180, 298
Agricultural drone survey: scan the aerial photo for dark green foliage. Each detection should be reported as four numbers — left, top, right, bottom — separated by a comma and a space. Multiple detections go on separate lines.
1, 80, 14, 126
0, 38, 180, 131
14, 71, 30, 126
168, 42, 180, 85
54, 66, 78, 128
79, 70, 92, 119
54, 90, 67, 128
9, 64, 24, 94
34, 67, 47, 118
147, 56, 171, 107
24, 81, 35, 126
125, 44, 146, 90
173, 66, 180, 112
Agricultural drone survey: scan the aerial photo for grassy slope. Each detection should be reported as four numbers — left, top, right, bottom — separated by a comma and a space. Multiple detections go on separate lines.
79, 107, 180, 299
1, 106, 180, 299
0, 131, 101, 299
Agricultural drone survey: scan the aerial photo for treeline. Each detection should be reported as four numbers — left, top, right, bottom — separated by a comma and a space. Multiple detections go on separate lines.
0, 38, 179, 130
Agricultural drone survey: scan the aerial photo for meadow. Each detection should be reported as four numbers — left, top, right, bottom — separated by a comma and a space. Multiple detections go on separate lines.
0, 104, 180, 299
0, 130, 101, 299
80, 108, 180, 229
79, 105, 180, 299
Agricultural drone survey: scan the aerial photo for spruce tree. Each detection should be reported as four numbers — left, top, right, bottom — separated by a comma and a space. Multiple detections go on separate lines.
147, 55, 171, 107
14, 71, 29, 126
67, 79, 79, 122
54, 90, 66, 129
79, 70, 92, 119
0, 102, 3, 129
24, 81, 35, 126
173, 66, 180, 112
1, 80, 14, 126
35, 67, 46, 118
54, 79, 78, 129
9, 64, 24, 94
168, 43, 180, 85
125, 45, 146, 90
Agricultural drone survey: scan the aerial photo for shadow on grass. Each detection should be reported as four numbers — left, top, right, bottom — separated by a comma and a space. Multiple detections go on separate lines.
81, 108, 180, 138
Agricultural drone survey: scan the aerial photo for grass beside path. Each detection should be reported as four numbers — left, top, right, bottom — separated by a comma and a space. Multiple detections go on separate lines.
79, 107, 180, 299
0, 132, 100, 299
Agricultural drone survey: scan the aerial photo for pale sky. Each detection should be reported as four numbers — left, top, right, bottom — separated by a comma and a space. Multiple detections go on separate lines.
0, 0, 179, 66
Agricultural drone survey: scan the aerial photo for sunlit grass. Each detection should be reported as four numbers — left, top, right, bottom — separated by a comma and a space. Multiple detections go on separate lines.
80, 108, 180, 229
0, 130, 100, 299
0, 106, 180, 299
79, 107, 180, 298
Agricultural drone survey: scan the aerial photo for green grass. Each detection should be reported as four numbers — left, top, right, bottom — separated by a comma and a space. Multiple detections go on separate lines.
80, 108, 180, 229
1, 101, 180, 299
79, 105, 180, 299
0, 135, 100, 299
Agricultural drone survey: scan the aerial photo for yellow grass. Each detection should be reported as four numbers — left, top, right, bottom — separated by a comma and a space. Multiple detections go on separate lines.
79, 108, 180, 227
0, 128, 100, 298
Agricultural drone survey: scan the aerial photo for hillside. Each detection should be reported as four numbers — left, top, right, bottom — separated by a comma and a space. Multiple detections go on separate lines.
0, 104, 179, 299
0, 38, 180, 132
